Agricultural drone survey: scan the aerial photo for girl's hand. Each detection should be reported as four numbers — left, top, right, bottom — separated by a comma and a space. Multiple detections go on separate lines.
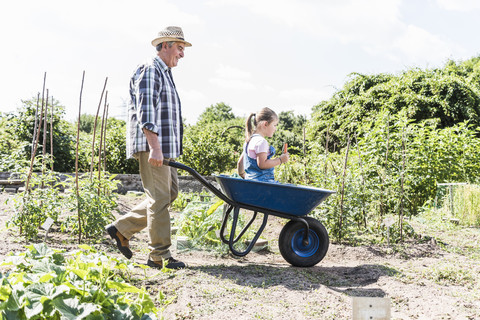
279, 153, 289, 164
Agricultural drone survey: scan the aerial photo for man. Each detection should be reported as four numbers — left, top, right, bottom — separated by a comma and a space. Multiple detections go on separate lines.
106, 26, 191, 269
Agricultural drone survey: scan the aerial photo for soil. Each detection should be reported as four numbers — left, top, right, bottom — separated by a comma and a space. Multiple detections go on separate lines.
0, 191, 479, 320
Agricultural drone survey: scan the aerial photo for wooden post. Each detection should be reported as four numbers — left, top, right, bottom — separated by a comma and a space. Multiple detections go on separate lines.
76, 71, 85, 243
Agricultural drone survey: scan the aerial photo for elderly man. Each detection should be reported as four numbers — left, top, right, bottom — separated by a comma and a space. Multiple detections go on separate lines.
106, 26, 191, 269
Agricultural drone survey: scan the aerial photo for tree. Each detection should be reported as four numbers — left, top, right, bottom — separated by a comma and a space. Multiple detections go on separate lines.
197, 102, 235, 124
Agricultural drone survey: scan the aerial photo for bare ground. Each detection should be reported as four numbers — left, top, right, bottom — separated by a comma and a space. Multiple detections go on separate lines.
1, 192, 479, 320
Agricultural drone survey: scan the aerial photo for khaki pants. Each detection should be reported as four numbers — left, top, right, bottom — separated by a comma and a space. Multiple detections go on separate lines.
114, 152, 178, 261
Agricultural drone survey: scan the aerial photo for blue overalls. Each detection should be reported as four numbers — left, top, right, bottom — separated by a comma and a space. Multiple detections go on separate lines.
244, 135, 276, 182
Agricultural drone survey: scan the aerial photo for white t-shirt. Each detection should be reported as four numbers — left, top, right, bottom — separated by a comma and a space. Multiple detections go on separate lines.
246, 135, 270, 159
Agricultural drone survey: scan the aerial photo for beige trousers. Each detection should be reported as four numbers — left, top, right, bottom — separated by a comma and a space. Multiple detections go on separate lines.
114, 152, 178, 261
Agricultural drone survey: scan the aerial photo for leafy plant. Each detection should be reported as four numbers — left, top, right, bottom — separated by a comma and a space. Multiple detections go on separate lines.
0, 243, 158, 319
61, 173, 119, 240
7, 170, 63, 240
175, 198, 255, 253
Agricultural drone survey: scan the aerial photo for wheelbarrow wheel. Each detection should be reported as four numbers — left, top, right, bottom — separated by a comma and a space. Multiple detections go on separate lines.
278, 217, 329, 267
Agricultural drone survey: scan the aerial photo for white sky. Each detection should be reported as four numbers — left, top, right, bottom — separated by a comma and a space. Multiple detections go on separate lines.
1, 0, 479, 124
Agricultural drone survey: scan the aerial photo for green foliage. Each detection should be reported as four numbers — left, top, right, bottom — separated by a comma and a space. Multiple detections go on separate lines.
77, 114, 98, 134
103, 119, 138, 174
61, 173, 119, 240
308, 57, 480, 149
0, 243, 158, 319
7, 168, 119, 241
176, 198, 254, 253
196, 102, 235, 125
435, 184, 480, 226
8, 169, 63, 240
306, 111, 480, 242
3, 97, 76, 172
176, 200, 226, 251
180, 119, 244, 175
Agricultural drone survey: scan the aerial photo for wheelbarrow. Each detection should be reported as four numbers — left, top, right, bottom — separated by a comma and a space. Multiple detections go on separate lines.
164, 160, 335, 267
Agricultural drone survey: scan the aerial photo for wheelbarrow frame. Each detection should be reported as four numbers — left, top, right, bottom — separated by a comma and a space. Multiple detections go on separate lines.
164, 159, 333, 266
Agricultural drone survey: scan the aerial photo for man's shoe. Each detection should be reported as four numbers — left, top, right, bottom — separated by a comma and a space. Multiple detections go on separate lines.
147, 257, 186, 269
106, 224, 132, 259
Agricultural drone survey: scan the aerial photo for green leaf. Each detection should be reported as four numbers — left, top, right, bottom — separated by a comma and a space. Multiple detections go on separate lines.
0, 285, 11, 301
70, 268, 88, 280
106, 281, 143, 294
3, 283, 25, 312
53, 297, 99, 320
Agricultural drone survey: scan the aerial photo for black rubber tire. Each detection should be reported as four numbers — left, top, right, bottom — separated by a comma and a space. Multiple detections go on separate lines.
278, 217, 329, 267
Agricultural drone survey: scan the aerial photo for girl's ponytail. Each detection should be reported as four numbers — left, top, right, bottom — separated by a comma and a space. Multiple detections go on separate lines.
245, 113, 256, 142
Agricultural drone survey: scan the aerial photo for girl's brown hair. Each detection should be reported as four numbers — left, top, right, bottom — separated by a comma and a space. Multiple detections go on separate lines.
245, 107, 278, 142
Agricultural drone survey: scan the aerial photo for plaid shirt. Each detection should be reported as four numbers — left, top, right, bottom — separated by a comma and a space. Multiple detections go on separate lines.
127, 56, 183, 159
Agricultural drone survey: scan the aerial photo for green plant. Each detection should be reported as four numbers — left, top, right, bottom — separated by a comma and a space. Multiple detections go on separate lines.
176, 200, 226, 250
0, 243, 158, 319
7, 170, 63, 240
451, 184, 480, 226
176, 198, 255, 253
61, 173, 119, 240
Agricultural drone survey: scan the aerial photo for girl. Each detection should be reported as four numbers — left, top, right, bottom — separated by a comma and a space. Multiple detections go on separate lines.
237, 107, 289, 182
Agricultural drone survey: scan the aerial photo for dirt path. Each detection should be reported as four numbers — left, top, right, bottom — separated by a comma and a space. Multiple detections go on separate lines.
0, 192, 479, 319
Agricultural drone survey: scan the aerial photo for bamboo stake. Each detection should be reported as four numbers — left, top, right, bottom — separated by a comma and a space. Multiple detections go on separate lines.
379, 114, 390, 219
41, 90, 49, 189
97, 91, 108, 189
324, 124, 330, 179
76, 71, 85, 243
303, 126, 306, 180
25, 96, 45, 194
90, 77, 108, 179
399, 125, 406, 241
25, 73, 47, 194
103, 103, 109, 174
355, 133, 367, 228
31, 93, 40, 156
22, 101, 45, 235
50, 96, 54, 171
338, 134, 351, 243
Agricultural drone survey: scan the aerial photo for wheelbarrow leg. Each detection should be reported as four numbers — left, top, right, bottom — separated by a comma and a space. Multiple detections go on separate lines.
221, 206, 269, 257
220, 205, 261, 244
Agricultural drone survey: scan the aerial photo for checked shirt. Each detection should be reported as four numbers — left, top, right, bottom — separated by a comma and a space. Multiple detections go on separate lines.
127, 56, 183, 159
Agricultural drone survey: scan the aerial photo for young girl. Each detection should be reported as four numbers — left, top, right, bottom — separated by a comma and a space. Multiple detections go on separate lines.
237, 107, 289, 182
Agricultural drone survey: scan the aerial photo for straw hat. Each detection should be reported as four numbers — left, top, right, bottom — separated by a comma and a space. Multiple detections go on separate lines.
151, 26, 192, 47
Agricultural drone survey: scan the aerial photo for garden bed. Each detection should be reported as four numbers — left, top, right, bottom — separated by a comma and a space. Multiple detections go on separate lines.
1, 192, 479, 319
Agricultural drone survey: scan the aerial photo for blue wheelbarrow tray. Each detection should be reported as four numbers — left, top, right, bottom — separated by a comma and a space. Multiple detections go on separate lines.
215, 175, 335, 216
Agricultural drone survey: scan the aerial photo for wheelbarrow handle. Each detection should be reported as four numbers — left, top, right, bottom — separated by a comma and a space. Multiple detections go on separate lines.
162, 159, 232, 204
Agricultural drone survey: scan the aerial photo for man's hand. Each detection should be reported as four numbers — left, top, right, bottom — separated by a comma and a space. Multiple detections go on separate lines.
148, 148, 164, 167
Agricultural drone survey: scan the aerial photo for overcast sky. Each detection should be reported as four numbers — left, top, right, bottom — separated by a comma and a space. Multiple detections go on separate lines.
1, 0, 479, 124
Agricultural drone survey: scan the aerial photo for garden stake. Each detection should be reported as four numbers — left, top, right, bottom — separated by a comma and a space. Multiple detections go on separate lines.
32, 92, 40, 156
75, 71, 85, 243
355, 133, 367, 228
324, 124, 330, 180
89, 77, 108, 179
41, 90, 48, 189
97, 92, 108, 194
338, 134, 351, 243
103, 103, 109, 175
25, 89, 45, 195
50, 95, 54, 171
399, 124, 406, 241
